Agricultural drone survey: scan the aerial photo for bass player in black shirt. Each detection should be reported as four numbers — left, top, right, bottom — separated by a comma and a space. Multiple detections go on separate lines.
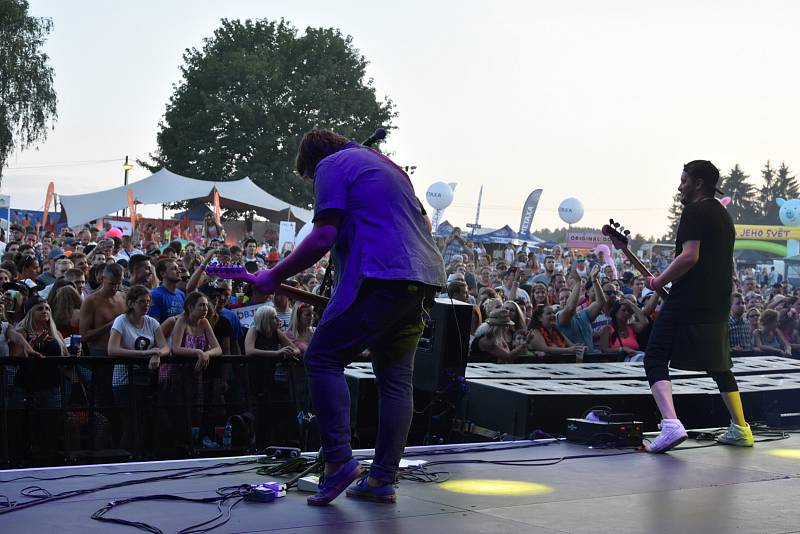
643, 160, 753, 452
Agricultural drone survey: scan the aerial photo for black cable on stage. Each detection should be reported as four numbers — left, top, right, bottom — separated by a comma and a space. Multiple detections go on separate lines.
0, 460, 258, 515
91, 486, 252, 534
0, 462, 253, 484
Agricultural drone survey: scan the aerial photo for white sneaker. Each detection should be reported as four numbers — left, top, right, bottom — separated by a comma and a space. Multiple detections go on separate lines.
644, 419, 688, 453
716, 421, 754, 447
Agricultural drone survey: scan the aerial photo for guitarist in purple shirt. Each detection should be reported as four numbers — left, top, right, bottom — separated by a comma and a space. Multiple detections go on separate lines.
213, 129, 445, 505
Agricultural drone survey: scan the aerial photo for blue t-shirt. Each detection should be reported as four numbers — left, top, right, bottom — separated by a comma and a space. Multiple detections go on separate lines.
556, 308, 594, 351
313, 142, 446, 325
148, 285, 186, 323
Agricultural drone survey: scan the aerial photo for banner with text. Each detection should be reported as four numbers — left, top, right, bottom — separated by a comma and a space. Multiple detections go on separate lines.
566, 231, 613, 249
735, 224, 800, 241
234, 303, 264, 329
517, 189, 543, 239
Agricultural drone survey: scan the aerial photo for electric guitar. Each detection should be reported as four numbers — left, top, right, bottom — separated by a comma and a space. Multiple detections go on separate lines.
601, 219, 669, 300
204, 265, 330, 308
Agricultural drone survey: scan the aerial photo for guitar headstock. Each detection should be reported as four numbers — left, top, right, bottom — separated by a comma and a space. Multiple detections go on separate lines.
601, 219, 632, 250
205, 265, 255, 282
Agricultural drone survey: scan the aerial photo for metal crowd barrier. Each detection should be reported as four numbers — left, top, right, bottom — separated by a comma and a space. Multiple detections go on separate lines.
0, 355, 311, 468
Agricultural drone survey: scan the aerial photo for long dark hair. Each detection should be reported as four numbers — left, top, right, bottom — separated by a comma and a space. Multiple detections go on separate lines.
183, 291, 207, 318
295, 129, 350, 179
608, 301, 626, 347
528, 305, 549, 330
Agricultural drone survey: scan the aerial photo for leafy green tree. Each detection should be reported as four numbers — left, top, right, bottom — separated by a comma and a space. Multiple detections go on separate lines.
755, 161, 779, 224
0, 0, 58, 188
146, 18, 394, 209
774, 161, 799, 204
720, 164, 756, 224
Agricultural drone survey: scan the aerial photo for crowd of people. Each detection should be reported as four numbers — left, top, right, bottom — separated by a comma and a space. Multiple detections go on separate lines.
438, 226, 799, 363
0, 219, 793, 455
0, 222, 318, 454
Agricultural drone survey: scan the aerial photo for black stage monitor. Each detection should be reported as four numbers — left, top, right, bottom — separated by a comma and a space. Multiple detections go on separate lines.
414, 297, 472, 392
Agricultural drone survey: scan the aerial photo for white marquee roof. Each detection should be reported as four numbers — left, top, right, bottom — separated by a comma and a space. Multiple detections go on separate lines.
59, 168, 313, 225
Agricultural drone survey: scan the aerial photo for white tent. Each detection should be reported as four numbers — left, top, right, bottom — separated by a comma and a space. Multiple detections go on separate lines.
59, 168, 313, 226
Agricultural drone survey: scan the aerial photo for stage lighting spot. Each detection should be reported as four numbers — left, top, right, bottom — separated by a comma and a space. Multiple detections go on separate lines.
439, 479, 553, 496
767, 449, 800, 460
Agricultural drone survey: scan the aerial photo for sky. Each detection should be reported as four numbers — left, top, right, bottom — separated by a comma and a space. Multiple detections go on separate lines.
4, 0, 800, 238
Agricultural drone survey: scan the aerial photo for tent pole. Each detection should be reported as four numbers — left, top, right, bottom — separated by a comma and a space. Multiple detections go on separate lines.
162, 203, 165, 242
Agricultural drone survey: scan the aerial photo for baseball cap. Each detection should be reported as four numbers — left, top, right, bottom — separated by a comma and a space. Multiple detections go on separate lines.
23, 295, 48, 316
198, 282, 222, 297
684, 160, 724, 195
48, 247, 65, 260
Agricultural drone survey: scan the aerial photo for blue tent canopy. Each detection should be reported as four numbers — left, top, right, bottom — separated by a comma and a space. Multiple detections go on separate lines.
472, 225, 518, 244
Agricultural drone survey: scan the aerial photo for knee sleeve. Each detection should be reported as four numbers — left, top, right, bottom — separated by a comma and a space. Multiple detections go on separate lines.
709, 370, 738, 392
644, 353, 671, 387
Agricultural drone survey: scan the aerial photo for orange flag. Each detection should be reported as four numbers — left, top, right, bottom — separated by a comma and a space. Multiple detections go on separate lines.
214, 190, 221, 226
128, 189, 137, 234
42, 182, 55, 227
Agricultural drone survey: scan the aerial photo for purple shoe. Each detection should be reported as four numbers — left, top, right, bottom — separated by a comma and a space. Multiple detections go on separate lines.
346, 476, 397, 503
307, 458, 362, 506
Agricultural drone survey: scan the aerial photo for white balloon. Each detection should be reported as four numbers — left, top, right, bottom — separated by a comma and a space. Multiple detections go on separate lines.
558, 197, 584, 224
426, 182, 454, 210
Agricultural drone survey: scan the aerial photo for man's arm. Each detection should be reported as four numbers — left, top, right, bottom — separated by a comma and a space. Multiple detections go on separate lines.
263, 216, 340, 288
585, 267, 606, 320
557, 275, 583, 327
186, 249, 215, 292
651, 241, 700, 290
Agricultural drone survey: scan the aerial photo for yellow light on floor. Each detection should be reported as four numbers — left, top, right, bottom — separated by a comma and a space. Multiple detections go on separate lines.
439, 479, 554, 496
767, 449, 800, 460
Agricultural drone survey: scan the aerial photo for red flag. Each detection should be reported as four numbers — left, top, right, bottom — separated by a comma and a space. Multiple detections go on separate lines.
42, 182, 55, 227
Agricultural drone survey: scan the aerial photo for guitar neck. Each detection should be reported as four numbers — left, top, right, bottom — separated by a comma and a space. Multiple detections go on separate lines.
277, 284, 329, 308
617, 247, 669, 299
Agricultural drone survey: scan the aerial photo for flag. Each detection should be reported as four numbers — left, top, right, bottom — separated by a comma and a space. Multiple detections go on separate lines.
518, 189, 543, 239
213, 190, 222, 225
127, 189, 137, 234
42, 182, 54, 227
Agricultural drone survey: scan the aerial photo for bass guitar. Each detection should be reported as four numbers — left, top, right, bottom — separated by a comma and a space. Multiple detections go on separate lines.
204, 265, 330, 308
601, 219, 670, 300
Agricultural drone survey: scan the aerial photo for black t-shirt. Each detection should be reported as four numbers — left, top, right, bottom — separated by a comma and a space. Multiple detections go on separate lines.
213, 315, 233, 347
668, 198, 734, 323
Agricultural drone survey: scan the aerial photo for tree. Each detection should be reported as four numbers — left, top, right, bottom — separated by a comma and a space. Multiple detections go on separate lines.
774, 161, 799, 203
146, 18, 395, 210
0, 0, 58, 188
665, 192, 682, 241
720, 164, 756, 224
755, 161, 779, 224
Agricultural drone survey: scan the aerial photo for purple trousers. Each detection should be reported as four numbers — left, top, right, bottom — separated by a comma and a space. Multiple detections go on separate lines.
304, 279, 429, 483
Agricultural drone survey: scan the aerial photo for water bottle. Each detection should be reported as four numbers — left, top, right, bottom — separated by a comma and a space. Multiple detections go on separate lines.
223, 421, 232, 448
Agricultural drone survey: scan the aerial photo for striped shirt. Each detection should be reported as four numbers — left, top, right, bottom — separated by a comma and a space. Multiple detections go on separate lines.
728, 315, 753, 351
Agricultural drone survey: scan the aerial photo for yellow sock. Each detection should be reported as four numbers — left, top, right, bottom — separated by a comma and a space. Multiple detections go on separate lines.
721, 391, 747, 427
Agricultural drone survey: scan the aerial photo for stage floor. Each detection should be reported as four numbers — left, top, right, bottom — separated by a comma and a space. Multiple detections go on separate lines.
1, 432, 799, 533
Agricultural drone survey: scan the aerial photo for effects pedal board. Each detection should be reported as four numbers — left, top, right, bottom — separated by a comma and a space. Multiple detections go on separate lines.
565, 417, 643, 446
